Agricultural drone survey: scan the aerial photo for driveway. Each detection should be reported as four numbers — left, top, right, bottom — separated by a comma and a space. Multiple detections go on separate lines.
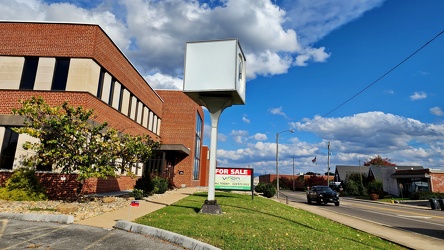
0, 219, 184, 250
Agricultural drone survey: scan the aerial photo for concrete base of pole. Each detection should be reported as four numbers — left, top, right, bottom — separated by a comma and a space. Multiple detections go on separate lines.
199, 200, 222, 214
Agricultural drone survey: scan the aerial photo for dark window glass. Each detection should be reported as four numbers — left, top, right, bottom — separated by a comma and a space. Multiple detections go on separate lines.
20, 57, 39, 90
109, 79, 115, 106
0, 127, 19, 170
51, 58, 70, 90
97, 68, 105, 98
118, 87, 124, 112
193, 113, 203, 180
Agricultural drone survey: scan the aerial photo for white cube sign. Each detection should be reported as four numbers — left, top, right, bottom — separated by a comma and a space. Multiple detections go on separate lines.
183, 39, 246, 105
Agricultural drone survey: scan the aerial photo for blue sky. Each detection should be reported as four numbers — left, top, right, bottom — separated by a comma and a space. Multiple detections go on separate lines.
1, 0, 443, 175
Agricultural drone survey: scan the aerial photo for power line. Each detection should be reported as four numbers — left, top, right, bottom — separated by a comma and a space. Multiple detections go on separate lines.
302, 29, 444, 129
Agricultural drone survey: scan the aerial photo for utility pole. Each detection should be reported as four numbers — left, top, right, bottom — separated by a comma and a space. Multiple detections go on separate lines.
327, 141, 331, 186
292, 156, 295, 191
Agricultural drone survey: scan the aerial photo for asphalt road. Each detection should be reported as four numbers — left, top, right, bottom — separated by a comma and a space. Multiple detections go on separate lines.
280, 190, 444, 241
0, 219, 184, 250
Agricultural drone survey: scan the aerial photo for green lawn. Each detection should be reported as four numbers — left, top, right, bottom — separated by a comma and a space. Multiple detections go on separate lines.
135, 192, 405, 249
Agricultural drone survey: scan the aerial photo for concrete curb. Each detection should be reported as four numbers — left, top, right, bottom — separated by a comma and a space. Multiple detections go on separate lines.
0, 212, 74, 224
115, 220, 221, 250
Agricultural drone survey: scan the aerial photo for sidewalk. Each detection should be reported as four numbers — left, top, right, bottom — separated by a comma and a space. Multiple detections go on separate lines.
76, 187, 199, 229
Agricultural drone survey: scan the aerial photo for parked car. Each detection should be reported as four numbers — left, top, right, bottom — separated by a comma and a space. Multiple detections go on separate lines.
307, 185, 340, 206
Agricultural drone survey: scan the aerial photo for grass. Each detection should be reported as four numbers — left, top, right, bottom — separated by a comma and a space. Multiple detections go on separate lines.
135, 192, 405, 249
28, 207, 57, 212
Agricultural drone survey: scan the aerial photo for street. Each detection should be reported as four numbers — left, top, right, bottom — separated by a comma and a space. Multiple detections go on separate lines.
280, 190, 444, 241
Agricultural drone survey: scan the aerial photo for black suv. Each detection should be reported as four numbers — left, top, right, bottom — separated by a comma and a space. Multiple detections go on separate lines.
307, 185, 340, 206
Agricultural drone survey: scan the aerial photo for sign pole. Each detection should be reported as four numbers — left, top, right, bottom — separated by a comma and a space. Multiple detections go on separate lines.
199, 97, 231, 214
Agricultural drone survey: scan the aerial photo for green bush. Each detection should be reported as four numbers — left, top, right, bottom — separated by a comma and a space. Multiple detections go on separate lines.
262, 183, 276, 198
254, 182, 267, 193
0, 168, 47, 201
134, 173, 154, 196
135, 174, 169, 196
344, 179, 360, 196
152, 176, 168, 194
0, 188, 47, 201
131, 188, 144, 200
367, 181, 383, 195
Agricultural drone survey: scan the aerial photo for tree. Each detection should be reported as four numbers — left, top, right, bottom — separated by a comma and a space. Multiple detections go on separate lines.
305, 175, 327, 187
364, 155, 396, 166
12, 96, 160, 181
305, 171, 318, 175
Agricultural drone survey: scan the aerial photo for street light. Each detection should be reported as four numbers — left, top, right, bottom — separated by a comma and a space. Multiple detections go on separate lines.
276, 129, 294, 198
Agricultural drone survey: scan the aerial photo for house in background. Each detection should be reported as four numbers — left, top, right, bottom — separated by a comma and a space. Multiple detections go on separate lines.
391, 168, 444, 197
0, 21, 206, 199
368, 165, 423, 197
334, 165, 370, 184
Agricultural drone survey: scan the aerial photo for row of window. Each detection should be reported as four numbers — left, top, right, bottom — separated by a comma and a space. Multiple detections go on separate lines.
193, 113, 203, 180
96, 68, 161, 134
4, 56, 161, 135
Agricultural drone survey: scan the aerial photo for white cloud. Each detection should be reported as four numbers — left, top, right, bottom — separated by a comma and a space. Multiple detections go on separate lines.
215, 111, 444, 174
242, 115, 250, 124
430, 107, 444, 116
269, 106, 288, 118
281, 0, 385, 45
230, 130, 249, 144
218, 133, 227, 142
410, 91, 427, 101
253, 133, 267, 141
0, 0, 384, 88
145, 73, 183, 90
294, 46, 330, 66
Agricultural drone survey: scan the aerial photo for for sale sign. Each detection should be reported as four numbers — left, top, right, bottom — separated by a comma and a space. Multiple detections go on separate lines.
215, 167, 253, 191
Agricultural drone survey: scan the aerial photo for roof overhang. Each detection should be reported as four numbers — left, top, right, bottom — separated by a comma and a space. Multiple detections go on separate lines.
157, 144, 190, 156
391, 174, 431, 178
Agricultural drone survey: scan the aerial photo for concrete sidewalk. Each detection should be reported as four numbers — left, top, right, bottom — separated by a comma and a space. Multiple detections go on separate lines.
76, 187, 199, 229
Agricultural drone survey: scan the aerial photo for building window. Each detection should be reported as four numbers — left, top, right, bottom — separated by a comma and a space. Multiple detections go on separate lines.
19, 56, 39, 90
96, 68, 105, 98
193, 113, 203, 180
0, 127, 19, 170
108, 78, 116, 106
51, 58, 70, 90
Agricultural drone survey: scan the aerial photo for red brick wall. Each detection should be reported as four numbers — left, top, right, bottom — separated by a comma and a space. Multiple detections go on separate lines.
431, 173, 444, 193
0, 22, 163, 117
0, 171, 137, 200
82, 176, 138, 194
199, 146, 209, 186
156, 90, 204, 187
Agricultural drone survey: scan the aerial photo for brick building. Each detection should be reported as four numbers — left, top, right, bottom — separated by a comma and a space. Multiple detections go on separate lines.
0, 21, 206, 199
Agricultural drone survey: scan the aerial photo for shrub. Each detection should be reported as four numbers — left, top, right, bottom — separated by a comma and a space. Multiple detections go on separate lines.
0, 168, 47, 201
131, 188, 144, 200
262, 183, 276, 198
254, 182, 267, 193
152, 176, 168, 194
134, 173, 154, 196
135, 174, 169, 196
367, 181, 383, 195
370, 193, 379, 200
344, 179, 360, 196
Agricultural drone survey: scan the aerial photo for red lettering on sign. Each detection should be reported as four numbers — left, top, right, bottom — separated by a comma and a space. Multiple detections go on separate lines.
216, 168, 252, 175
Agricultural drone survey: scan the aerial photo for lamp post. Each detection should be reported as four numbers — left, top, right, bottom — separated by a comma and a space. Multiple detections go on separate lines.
276, 129, 294, 198
292, 156, 295, 192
